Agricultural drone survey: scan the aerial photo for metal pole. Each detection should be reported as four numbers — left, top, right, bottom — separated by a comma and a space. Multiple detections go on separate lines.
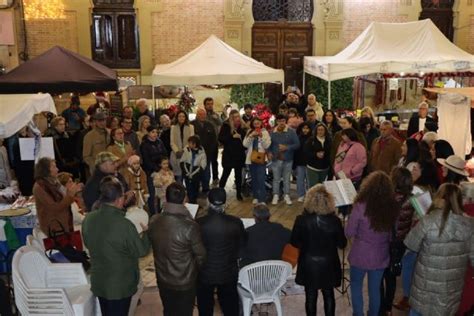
328, 80, 332, 109
302, 72, 306, 94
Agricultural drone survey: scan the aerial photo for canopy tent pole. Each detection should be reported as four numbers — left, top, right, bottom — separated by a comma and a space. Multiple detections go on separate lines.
328, 80, 332, 109
302, 72, 306, 94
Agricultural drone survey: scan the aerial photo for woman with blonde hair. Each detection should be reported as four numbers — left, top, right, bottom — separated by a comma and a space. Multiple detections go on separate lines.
346, 171, 399, 316
136, 115, 151, 142
404, 183, 474, 316
291, 184, 347, 315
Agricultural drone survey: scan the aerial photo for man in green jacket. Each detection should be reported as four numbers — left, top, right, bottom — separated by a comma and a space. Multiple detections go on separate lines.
82, 176, 150, 316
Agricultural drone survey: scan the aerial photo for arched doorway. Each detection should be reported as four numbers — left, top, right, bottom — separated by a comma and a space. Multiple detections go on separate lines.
251, 0, 313, 105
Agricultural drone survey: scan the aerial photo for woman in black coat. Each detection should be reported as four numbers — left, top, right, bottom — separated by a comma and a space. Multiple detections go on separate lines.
218, 109, 246, 200
140, 125, 168, 214
291, 184, 347, 316
304, 123, 332, 187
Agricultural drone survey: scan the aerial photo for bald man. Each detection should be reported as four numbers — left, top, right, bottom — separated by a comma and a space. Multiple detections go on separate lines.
192, 108, 218, 192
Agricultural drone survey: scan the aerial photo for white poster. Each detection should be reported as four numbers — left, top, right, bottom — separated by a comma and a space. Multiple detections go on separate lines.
389, 78, 399, 90
19, 137, 55, 161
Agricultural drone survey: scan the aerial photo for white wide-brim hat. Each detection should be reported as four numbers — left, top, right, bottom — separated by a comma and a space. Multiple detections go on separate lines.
437, 155, 468, 177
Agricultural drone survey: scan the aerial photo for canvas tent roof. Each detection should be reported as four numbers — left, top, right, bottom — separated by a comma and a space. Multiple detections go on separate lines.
304, 20, 474, 81
152, 35, 284, 86
0, 46, 118, 94
0, 94, 56, 138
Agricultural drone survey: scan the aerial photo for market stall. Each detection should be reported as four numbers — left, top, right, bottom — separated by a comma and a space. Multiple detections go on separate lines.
0, 93, 57, 272
152, 35, 285, 88
0, 93, 56, 138
304, 20, 474, 108
0, 46, 118, 94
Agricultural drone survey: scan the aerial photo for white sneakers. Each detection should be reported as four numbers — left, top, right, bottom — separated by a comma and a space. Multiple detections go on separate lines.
297, 196, 304, 203
272, 195, 293, 205
271, 195, 279, 205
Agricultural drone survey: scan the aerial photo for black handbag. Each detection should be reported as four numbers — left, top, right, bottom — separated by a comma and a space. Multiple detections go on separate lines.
388, 226, 405, 276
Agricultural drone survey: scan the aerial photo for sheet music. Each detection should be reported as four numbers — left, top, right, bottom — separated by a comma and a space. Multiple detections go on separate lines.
410, 191, 432, 217
241, 218, 256, 229
185, 203, 199, 219
339, 179, 357, 205
324, 180, 345, 207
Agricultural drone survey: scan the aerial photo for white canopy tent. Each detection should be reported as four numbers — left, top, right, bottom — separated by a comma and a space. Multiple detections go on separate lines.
304, 20, 474, 108
0, 94, 56, 138
152, 35, 284, 87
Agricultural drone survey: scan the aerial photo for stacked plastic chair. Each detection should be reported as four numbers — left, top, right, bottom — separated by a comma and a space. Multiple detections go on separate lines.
238, 260, 292, 316
12, 246, 100, 315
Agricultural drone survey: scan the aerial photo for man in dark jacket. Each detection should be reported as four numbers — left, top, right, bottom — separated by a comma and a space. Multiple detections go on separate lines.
240, 204, 291, 266
192, 108, 218, 193
82, 151, 130, 212
148, 183, 206, 316
196, 188, 246, 316
407, 101, 436, 137
204, 97, 222, 185
121, 117, 140, 155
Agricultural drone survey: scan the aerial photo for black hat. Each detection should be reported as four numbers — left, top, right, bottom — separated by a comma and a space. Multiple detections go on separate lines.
208, 188, 226, 206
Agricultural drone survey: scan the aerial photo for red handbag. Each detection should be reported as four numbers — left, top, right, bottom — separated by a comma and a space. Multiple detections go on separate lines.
43, 220, 83, 251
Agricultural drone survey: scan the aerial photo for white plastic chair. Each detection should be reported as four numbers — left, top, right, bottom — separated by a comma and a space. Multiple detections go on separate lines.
238, 260, 292, 316
26, 234, 45, 252
12, 246, 100, 316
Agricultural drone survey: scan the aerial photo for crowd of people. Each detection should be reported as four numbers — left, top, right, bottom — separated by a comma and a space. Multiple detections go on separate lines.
1, 90, 473, 316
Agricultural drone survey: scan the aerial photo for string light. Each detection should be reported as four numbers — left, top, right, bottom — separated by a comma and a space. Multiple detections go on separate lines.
24, 0, 65, 20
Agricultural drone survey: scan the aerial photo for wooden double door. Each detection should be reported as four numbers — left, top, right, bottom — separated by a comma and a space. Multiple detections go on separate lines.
252, 21, 313, 93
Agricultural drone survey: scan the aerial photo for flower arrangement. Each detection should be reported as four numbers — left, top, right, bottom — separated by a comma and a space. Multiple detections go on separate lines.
253, 103, 273, 130
177, 86, 195, 113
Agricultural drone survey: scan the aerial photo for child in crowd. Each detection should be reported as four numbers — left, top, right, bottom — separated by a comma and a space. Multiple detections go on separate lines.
287, 108, 304, 129
124, 155, 149, 210
153, 157, 175, 210
278, 104, 289, 117
180, 135, 207, 204
242, 103, 254, 129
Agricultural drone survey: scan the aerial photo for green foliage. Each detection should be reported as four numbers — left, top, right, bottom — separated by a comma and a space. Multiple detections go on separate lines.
306, 74, 354, 110
230, 84, 268, 108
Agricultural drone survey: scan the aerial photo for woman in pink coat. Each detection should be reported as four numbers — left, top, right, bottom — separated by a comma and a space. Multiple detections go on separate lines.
334, 128, 367, 183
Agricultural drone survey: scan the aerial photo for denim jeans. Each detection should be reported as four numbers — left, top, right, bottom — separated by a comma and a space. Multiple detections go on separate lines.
271, 160, 292, 195
249, 163, 266, 203
350, 266, 385, 316
408, 309, 422, 316
296, 165, 307, 198
201, 162, 211, 191
402, 250, 417, 297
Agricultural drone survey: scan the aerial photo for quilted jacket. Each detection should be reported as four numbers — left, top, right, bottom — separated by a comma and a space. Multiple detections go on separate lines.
404, 209, 474, 316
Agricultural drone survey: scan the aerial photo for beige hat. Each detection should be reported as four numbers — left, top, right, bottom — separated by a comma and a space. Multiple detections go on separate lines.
437, 155, 468, 177
95, 151, 119, 166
